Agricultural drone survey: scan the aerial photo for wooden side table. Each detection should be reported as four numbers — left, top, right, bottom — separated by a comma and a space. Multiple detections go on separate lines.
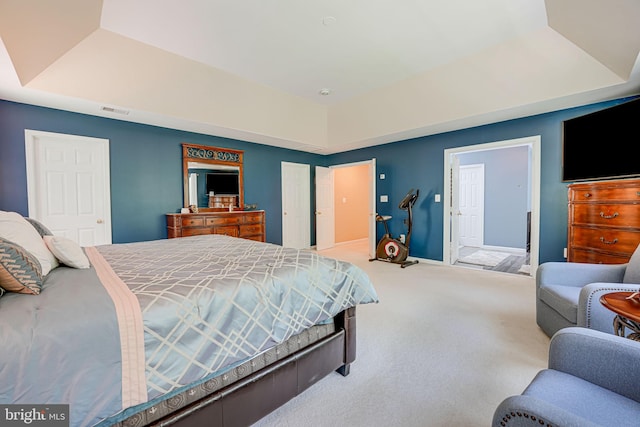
600, 292, 640, 341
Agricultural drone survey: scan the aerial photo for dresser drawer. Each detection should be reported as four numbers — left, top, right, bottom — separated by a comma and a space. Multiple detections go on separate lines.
182, 217, 205, 227
570, 186, 640, 202
211, 226, 239, 237
569, 248, 630, 264
570, 227, 640, 255
181, 227, 212, 237
239, 224, 263, 237
242, 212, 264, 224
571, 204, 640, 228
205, 216, 242, 226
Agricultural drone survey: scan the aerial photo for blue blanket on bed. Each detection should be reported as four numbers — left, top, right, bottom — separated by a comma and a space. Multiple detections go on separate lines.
1, 235, 378, 427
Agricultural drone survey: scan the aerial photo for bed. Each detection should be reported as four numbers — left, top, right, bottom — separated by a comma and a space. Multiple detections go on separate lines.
0, 211, 378, 427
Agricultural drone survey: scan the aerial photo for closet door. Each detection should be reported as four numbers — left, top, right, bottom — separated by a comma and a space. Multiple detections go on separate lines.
25, 130, 112, 245
281, 162, 310, 249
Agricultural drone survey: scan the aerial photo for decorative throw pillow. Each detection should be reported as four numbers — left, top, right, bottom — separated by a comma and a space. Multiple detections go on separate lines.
25, 217, 54, 237
0, 211, 58, 275
0, 237, 43, 294
623, 243, 640, 283
43, 236, 90, 269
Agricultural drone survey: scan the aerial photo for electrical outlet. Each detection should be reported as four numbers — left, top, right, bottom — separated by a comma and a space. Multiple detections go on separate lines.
435, 194, 441, 203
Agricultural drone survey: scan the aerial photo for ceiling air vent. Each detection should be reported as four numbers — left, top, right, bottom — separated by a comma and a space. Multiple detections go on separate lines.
100, 106, 130, 115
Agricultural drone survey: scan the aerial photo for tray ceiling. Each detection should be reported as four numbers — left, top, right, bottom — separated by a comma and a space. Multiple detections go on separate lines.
0, 0, 638, 153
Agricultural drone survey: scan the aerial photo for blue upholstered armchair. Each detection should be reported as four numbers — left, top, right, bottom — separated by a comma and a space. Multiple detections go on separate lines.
493, 327, 640, 427
536, 246, 640, 337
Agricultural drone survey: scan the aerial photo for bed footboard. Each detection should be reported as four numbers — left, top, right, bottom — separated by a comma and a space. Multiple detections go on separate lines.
153, 307, 356, 427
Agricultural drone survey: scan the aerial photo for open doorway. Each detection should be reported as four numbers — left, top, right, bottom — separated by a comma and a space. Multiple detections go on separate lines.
315, 159, 376, 259
443, 136, 541, 277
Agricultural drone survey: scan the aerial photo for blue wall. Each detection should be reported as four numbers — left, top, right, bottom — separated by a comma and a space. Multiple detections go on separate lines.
326, 96, 638, 263
0, 96, 636, 263
0, 100, 322, 244
458, 146, 530, 249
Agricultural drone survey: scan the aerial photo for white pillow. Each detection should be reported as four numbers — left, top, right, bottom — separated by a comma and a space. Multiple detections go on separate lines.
43, 236, 90, 269
0, 211, 58, 275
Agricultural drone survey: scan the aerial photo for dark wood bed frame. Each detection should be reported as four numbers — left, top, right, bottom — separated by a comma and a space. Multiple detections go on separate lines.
152, 307, 357, 427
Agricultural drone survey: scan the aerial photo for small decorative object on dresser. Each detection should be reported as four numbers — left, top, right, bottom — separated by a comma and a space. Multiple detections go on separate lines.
167, 211, 265, 241
567, 178, 640, 264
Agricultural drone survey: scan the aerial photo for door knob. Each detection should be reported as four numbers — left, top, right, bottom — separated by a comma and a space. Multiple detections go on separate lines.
97, 219, 104, 224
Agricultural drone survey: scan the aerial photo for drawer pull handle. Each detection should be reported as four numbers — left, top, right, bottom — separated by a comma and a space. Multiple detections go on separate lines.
599, 237, 618, 245
600, 212, 619, 219
584, 193, 592, 198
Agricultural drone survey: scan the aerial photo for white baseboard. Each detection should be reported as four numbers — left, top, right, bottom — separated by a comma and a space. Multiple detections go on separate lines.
335, 238, 368, 246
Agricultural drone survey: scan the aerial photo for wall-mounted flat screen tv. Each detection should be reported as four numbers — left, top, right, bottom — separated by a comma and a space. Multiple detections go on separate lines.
562, 97, 640, 182
206, 171, 239, 195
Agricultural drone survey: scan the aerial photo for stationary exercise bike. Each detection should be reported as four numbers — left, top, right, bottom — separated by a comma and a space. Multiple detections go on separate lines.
369, 188, 419, 268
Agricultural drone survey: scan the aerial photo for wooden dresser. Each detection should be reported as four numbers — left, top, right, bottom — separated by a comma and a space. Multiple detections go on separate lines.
167, 211, 265, 242
568, 179, 640, 264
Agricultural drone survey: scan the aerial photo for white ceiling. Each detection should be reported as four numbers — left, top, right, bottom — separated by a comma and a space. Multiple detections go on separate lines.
0, 0, 639, 154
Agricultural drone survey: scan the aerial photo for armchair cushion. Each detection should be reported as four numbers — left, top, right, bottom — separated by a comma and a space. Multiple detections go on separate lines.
538, 285, 580, 323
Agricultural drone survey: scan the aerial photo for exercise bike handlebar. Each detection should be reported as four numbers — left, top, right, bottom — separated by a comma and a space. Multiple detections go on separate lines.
399, 188, 419, 210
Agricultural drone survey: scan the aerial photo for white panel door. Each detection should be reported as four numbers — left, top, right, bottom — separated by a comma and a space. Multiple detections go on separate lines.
458, 164, 484, 248
315, 166, 335, 251
25, 130, 111, 246
281, 162, 310, 249
368, 158, 376, 259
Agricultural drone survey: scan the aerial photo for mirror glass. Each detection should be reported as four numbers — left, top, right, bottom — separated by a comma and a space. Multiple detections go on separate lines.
182, 144, 244, 211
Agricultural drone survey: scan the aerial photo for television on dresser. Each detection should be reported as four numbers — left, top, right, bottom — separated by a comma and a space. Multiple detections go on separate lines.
562, 97, 640, 182
206, 170, 239, 195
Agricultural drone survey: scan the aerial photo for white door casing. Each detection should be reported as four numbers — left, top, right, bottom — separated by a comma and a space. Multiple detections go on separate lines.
315, 166, 335, 251
458, 164, 485, 248
281, 162, 310, 249
450, 155, 460, 263
443, 135, 541, 278
25, 130, 112, 245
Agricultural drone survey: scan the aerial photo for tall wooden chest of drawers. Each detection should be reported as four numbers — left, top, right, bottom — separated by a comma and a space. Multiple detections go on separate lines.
166, 211, 265, 242
568, 179, 640, 264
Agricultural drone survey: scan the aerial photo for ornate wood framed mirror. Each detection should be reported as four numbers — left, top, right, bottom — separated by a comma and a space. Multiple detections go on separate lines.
182, 143, 244, 212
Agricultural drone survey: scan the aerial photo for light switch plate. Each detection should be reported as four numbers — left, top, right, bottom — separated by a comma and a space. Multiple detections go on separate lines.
380, 195, 388, 202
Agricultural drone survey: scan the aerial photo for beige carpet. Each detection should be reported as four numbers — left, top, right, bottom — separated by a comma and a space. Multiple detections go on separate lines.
252, 241, 550, 427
